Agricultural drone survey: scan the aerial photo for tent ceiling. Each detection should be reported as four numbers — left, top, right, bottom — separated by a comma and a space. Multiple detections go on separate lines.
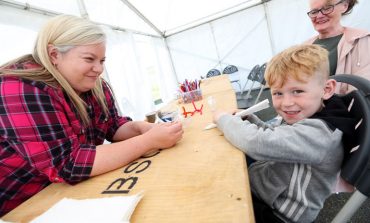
2, 0, 263, 37
126, 0, 263, 36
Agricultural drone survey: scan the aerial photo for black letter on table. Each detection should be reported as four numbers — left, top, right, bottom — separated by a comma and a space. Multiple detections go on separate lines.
102, 177, 138, 194
124, 160, 151, 174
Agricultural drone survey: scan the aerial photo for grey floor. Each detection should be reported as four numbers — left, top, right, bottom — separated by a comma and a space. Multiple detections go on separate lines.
235, 88, 370, 223
316, 193, 370, 223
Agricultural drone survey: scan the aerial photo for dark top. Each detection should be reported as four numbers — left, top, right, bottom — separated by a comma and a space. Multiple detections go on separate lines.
313, 34, 343, 76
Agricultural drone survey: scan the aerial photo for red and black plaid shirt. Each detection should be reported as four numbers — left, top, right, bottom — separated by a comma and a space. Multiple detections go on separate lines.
0, 63, 130, 216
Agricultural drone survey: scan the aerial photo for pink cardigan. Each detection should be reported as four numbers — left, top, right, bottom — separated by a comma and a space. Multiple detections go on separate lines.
307, 27, 370, 192
306, 27, 370, 93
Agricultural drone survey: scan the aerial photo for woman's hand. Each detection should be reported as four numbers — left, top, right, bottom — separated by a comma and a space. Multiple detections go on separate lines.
113, 121, 155, 141
143, 121, 183, 149
137, 121, 156, 134
93, 121, 183, 176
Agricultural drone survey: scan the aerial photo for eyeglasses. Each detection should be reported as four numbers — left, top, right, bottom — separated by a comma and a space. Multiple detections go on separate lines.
307, 0, 344, 18
181, 101, 203, 118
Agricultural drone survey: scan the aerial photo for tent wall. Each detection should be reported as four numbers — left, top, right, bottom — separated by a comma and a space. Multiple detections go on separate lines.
1, 0, 370, 120
167, 3, 272, 88
0, 4, 177, 120
103, 29, 178, 119
166, 0, 370, 91
0, 5, 49, 63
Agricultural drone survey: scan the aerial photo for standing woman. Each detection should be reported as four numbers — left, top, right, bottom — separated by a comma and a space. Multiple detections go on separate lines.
0, 15, 183, 216
306, 0, 370, 93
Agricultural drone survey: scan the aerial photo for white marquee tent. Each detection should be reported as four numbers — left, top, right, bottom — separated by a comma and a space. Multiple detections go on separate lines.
1, 0, 370, 120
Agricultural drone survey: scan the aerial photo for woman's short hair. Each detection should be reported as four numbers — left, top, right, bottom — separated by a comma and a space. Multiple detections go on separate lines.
343, 0, 358, 15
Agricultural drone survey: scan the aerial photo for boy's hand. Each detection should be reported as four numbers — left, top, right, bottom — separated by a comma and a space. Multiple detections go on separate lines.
240, 112, 250, 121
212, 109, 237, 123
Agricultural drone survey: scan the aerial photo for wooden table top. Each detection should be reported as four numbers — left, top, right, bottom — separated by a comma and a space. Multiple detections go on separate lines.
3, 75, 255, 223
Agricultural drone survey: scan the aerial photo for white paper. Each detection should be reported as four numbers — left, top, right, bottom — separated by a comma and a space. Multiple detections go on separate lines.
204, 123, 217, 130
234, 99, 270, 117
204, 99, 270, 130
30, 193, 143, 223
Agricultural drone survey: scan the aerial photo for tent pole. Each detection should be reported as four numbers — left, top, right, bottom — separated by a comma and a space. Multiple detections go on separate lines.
163, 0, 264, 38
210, 23, 222, 71
0, 0, 58, 16
163, 38, 179, 84
263, 1, 276, 55
76, 0, 89, 19
119, 0, 164, 37
0, 0, 160, 38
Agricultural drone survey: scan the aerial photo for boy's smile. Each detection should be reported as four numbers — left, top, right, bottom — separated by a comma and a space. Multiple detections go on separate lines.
271, 74, 327, 125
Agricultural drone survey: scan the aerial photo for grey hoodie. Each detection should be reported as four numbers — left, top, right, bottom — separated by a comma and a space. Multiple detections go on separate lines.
216, 95, 357, 222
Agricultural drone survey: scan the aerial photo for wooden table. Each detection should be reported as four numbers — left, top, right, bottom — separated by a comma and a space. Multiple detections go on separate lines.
3, 75, 255, 223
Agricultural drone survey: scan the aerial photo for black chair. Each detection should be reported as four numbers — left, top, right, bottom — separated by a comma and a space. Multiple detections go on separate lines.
328, 74, 370, 222
206, 68, 221, 78
241, 64, 260, 99
223, 65, 242, 93
253, 63, 267, 104
223, 65, 238, 74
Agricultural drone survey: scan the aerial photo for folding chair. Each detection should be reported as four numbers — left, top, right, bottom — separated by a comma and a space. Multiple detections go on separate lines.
328, 74, 370, 223
253, 63, 267, 104
241, 64, 260, 99
206, 68, 221, 78
223, 65, 242, 93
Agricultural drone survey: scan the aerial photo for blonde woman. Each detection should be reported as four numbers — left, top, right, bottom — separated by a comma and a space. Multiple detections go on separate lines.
0, 15, 183, 216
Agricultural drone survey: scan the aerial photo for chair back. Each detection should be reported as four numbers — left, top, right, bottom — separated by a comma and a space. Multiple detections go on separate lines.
332, 74, 370, 195
206, 69, 221, 78
254, 63, 267, 85
329, 75, 370, 223
248, 64, 260, 81
223, 65, 238, 74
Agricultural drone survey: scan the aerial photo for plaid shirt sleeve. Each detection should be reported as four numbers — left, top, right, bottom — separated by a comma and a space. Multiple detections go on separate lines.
101, 79, 132, 142
0, 77, 95, 184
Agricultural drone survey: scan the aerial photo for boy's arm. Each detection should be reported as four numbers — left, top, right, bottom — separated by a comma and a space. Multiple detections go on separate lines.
216, 115, 342, 164
243, 114, 274, 130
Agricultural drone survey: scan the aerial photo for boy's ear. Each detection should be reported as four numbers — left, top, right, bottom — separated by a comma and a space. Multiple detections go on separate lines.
322, 79, 336, 100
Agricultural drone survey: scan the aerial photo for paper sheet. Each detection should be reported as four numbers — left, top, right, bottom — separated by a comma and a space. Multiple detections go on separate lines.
234, 99, 270, 117
30, 193, 143, 223
204, 99, 270, 130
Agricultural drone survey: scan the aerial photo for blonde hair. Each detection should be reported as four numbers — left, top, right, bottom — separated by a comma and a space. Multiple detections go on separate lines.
0, 15, 108, 126
265, 44, 329, 88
